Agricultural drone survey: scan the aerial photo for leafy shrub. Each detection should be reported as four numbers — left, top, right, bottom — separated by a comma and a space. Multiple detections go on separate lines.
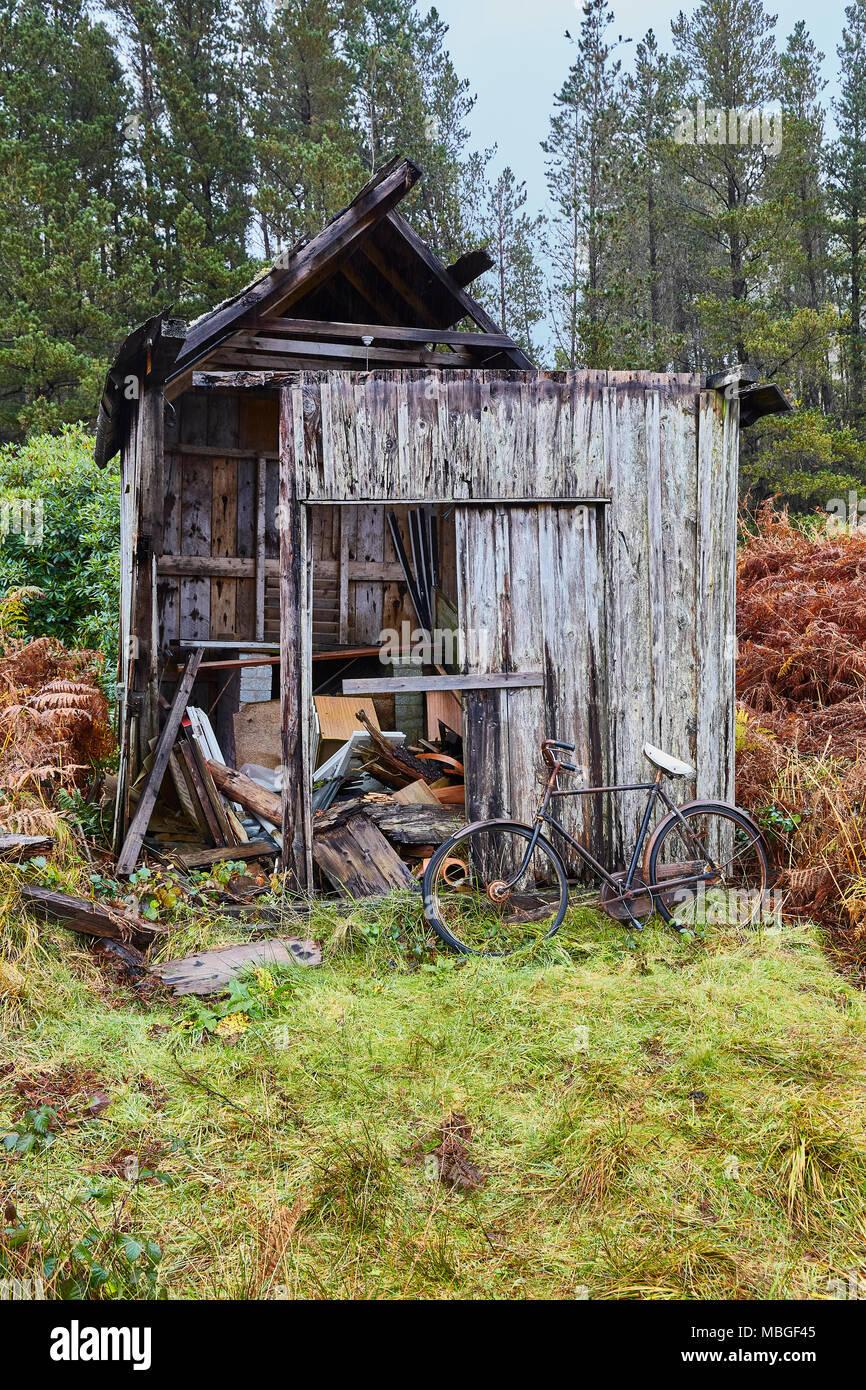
0, 427, 119, 674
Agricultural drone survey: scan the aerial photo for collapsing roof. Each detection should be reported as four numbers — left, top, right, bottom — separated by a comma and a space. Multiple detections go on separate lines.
94, 154, 790, 467
94, 156, 532, 466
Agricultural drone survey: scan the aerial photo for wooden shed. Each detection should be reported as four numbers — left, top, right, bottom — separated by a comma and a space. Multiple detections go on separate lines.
96, 156, 789, 886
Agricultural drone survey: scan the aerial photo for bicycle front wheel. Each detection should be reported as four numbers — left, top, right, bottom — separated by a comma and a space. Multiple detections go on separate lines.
422, 821, 569, 956
646, 803, 771, 929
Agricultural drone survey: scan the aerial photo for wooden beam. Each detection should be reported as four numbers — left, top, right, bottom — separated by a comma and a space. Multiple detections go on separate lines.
215, 337, 480, 368
208, 761, 282, 825
343, 672, 544, 693
240, 317, 516, 350
386, 210, 534, 367
116, 648, 204, 876
446, 248, 495, 288
361, 237, 436, 323
166, 444, 279, 460
279, 389, 312, 890
157, 555, 406, 581
178, 841, 277, 869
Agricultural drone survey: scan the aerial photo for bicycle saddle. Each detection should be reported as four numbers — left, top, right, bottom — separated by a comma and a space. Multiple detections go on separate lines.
642, 742, 696, 779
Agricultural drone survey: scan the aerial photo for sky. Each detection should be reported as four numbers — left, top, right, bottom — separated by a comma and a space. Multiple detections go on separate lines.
431, 0, 845, 213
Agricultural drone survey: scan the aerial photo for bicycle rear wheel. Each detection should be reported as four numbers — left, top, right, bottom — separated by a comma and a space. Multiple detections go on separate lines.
646, 803, 771, 928
422, 821, 569, 955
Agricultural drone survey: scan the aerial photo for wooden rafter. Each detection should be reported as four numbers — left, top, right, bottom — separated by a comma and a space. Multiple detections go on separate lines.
385, 210, 533, 368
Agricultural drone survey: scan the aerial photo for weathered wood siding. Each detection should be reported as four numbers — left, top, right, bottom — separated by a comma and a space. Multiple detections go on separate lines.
287, 369, 707, 500
160, 390, 279, 647
282, 368, 738, 867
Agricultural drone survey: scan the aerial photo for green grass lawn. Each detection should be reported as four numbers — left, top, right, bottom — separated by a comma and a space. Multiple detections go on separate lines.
2, 884, 866, 1300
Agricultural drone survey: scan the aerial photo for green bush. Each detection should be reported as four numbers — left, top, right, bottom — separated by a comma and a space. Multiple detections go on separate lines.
0, 427, 119, 674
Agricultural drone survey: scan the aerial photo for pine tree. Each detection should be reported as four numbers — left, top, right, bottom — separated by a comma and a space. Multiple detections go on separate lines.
542, 2, 630, 367
613, 29, 688, 368
770, 22, 834, 408
670, 0, 780, 365
474, 167, 545, 357
344, 0, 481, 260
830, 0, 866, 422
247, 0, 363, 256
0, 0, 149, 436
109, 0, 256, 319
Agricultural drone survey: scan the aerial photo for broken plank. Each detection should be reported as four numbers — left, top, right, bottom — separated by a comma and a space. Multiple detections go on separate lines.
0, 834, 54, 860
312, 815, 417, 895
154, 938, 322, 996
116, 648, 204, 875
179, 840, 277, 869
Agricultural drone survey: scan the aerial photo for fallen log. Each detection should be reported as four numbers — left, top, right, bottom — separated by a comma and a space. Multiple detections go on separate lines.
0, 834, 54, 860
313, 796, 462, 845
207, 761, 282, 824
19, 886, 160, 947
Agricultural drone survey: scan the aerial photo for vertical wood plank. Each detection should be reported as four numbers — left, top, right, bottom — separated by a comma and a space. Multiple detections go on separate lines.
210, 458, 237, 639
456, 505, 511, 821
255, 455, 267, 640
280, 386, 312, 890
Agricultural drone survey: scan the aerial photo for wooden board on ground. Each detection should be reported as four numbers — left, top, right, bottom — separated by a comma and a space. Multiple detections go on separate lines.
233, 698, 282, 771
0, 835, 54, 860
20, 886, 159, 946
179, 840, 277, 869
154, 938, 322, 995
313, 814, 417, 895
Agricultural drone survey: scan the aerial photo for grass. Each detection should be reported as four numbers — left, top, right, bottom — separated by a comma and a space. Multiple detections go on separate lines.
2, 870, 866, 1300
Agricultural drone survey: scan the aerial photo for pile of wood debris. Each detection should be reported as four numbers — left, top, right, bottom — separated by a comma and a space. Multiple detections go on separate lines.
116, 647, 466, 902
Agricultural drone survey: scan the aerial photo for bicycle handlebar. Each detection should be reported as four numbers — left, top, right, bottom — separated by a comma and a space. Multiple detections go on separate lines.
541, 738, 577, 772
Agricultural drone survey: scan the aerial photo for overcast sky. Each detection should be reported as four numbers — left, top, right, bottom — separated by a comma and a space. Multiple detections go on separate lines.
431, 0, 844, 212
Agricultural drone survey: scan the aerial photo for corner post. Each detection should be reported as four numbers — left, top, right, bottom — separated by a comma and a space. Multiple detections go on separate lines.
279, 384, 312, 890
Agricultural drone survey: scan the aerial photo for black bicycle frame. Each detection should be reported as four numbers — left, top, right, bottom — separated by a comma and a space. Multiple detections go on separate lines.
507, 771, 722, 922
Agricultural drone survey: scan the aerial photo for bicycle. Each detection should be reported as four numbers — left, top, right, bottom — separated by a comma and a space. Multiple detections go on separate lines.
421, 737, 771, 955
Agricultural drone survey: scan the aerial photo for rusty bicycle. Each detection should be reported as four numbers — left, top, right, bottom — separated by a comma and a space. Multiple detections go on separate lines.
421, 737, 771, 955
